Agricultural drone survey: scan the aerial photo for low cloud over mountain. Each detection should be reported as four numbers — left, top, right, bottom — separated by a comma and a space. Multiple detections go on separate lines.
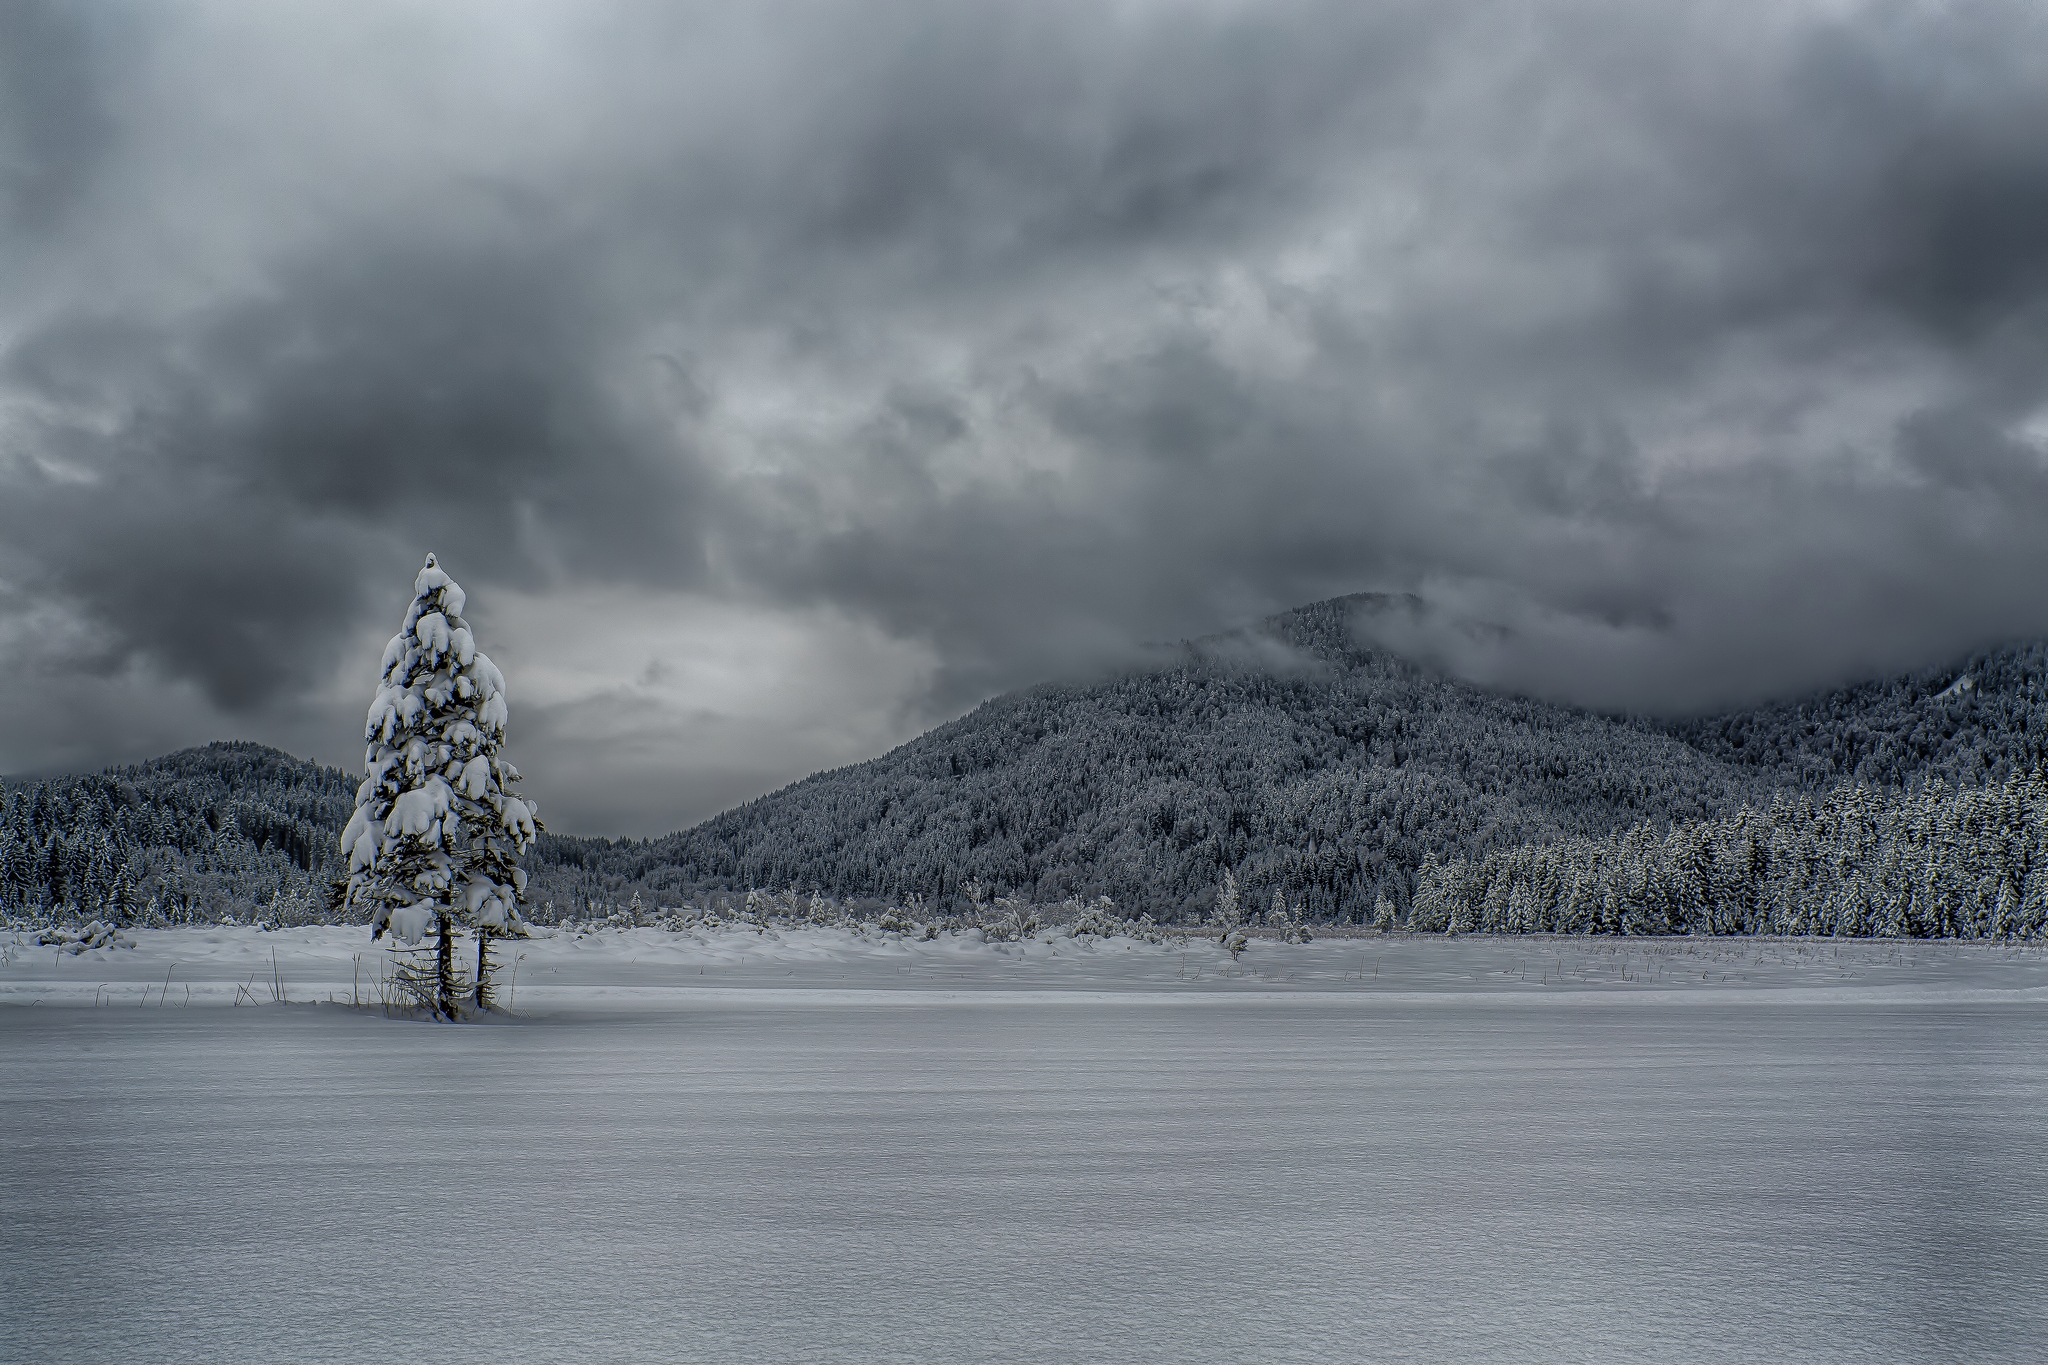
5, 1, 2048, 832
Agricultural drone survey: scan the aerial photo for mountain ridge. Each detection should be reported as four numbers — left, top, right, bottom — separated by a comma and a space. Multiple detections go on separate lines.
4, 594, 2043, 922
617, 594, 2044, 918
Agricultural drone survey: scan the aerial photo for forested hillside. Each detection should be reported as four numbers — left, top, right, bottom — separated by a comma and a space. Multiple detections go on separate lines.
5, 595, 2044, 928
1651, 642, 2048, 790
0, 743, 356, 923
599, 596, 2048, 922
0, 742, 624, 923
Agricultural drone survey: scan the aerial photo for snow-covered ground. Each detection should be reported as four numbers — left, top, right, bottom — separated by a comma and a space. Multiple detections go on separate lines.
7, 922, 2048, 1007
5, 928, 2047, 1363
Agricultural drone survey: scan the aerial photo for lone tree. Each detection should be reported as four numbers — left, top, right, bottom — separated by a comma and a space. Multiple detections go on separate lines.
342, 554, 541, 1017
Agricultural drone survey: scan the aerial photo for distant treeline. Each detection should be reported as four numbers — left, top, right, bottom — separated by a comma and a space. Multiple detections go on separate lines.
1412, 776, 2048, 939
7, 595, 2048, 936
0, 744, 352, 924
0, 743, 639, 924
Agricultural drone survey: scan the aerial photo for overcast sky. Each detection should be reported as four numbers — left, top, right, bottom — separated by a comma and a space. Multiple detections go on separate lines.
4, 0, 2047, 835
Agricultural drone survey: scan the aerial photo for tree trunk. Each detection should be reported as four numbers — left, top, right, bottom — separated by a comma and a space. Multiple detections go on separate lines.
436, 910, 457, 1019
474, 926, 491, 1011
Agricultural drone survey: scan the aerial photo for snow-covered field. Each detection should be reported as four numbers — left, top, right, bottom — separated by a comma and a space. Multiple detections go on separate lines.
9, 922, 2048, 1005
6, 928, 2048, 1363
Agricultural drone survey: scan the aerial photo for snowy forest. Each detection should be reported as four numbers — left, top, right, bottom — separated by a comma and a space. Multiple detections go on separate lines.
0, 744, 352, 926
1411, 776, 2048, 939
5, 594, 2048, 936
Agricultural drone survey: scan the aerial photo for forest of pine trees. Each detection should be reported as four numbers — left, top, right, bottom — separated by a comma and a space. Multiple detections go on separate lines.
7, 594, 2048, 937
1411, 776, 2048, 939
0, 743, 353, 924
575, 599, 2048, 925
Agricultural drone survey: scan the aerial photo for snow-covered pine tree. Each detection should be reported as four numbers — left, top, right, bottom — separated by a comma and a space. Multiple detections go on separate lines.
341, 554, 541, 1018
1213, 868, 1241, 935
1409, 853, 1449, 932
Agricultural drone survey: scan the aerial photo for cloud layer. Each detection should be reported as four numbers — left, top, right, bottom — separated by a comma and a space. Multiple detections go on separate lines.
4, 0, 2048, 833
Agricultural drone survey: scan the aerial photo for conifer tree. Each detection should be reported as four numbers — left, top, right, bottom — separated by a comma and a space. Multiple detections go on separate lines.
1409, 854, 1449, 931
341, 555, 541, 1017
1212, 868, 1241, 934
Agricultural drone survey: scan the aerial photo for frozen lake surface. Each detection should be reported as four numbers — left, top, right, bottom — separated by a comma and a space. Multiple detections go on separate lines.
5, 928, 2048, 1363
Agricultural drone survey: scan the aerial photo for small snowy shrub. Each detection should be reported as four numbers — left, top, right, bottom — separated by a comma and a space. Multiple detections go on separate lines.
37, 920, 133, 953
986, 900, 1042, 942
1273, 898, 1314, 944
1066, 896, 1124, 939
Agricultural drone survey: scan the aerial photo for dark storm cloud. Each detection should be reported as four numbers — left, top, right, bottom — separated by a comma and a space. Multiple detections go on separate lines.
2, 231, 712, 711
0, 1, 119, 234
5, 0, 2048, 829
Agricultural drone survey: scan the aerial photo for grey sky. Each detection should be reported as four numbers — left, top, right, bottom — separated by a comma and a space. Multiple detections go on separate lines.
4, 0, 2047, 835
